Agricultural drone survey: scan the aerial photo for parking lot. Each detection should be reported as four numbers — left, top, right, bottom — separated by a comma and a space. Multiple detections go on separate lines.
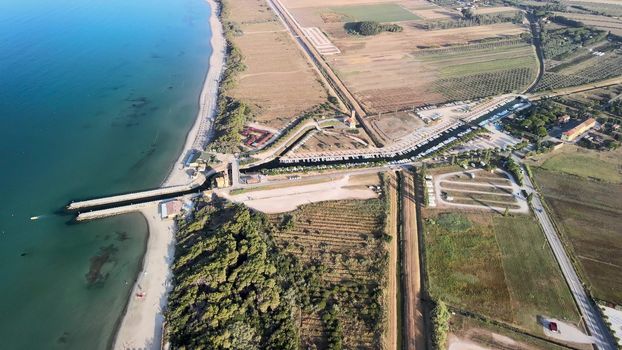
450, 123, 521, 154
431, 168, 528, 213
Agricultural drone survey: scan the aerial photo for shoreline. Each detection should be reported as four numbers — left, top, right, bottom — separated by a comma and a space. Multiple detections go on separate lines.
112, 0, 226, 348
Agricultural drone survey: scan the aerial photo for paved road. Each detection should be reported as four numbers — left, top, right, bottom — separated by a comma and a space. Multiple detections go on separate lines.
521, 165, 616, 350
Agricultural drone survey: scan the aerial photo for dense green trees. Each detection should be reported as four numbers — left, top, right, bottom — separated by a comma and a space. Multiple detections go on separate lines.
606, 100, 622, 117
504, 156, 523, 186
167, 198, 390, 349
541, 26, 607, 60
211, 98, 252, 153
167, 204, 299, 349
432, 300, 450, 349
421, 11, 524, 30
514, 99, 563, 140
345, 21, 403, 36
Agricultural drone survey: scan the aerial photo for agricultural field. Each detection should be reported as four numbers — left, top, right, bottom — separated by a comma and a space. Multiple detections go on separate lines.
423, 211, 581, 335
560, 84, 622, 108
270, 196, 390, 349
534, 53, 622, 92
293, 128, 372, 153
530, 148, 622, 304
282, 0, 535, 112
331, 34, 536, 112
225, 0, 327, 129
474, 6, 519, 15
533, 17, 622, 92
326, 3, 421, 22
557, 12, 622, 36
533, 146, 622, 183
566, 0, 622, 17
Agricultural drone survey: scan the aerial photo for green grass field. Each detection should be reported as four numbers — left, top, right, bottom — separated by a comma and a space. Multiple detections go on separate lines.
424, 212, 580, 334
493, 216, 579, 331
540, 151, 622, 183
328, 4, 420, 22
534, 167, 622, 304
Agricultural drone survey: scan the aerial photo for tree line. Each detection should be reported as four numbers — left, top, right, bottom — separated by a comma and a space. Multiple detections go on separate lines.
345, 21, 403, 36
419, 11, 524, 30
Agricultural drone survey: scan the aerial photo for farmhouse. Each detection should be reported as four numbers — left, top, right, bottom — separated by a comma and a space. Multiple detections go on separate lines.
557, 115, 570, 124
561, 118, 596, 141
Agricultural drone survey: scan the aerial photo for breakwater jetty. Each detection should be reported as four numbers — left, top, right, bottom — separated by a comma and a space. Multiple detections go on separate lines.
67, 174, 205, 212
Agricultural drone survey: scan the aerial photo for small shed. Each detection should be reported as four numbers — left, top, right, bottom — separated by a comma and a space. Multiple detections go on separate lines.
160, 200, 183, 219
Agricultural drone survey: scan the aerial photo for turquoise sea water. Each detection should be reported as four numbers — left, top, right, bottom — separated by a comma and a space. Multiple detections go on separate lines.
0, 0, 212, 348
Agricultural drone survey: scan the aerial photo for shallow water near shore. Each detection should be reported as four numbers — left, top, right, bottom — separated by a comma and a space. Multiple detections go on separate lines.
0, 0, 212, 348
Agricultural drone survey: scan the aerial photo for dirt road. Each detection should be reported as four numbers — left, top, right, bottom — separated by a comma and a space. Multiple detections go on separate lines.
401, 171, 425, 350
386, 172, 399, 350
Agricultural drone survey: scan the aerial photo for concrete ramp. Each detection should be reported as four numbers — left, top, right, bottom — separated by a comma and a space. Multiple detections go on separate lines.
302, 27, 340, 55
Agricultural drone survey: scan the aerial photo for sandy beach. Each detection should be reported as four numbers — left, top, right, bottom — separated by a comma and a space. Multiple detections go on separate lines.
161, 0, 226, 188
113, 0, 226, 348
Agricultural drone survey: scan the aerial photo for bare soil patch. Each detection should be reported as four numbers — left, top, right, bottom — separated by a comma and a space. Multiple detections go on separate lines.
227, 0, 328, 130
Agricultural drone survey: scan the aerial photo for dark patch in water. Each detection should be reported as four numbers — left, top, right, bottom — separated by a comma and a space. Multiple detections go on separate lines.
116, 231, 129, 241
129, 146, 156, 172
110, 84, 125, 91
57, 332, 70, 344
20, 252, 28, 257
131, 102, 147, 109
85, 244, 118, 287
168, 86, 174, 90
125, 122, 140, 128
151, 53, 162, 59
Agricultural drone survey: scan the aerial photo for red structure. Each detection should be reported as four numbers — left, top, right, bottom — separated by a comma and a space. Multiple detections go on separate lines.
241, 127, 273, 148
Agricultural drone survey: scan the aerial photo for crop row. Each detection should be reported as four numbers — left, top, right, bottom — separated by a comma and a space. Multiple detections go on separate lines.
434, 67, 535, 101
413, 38, 528, 57
534, 54, 622, 91
279, 229, 372, 240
